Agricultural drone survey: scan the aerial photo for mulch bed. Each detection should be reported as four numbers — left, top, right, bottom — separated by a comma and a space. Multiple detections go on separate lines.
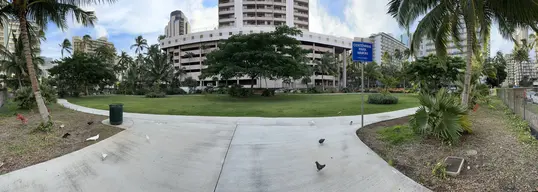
357, 102, 538, 191
0, 103, 122, 175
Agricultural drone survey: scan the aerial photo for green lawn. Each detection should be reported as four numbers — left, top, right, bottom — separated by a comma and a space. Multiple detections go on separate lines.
67, 94, 419, 117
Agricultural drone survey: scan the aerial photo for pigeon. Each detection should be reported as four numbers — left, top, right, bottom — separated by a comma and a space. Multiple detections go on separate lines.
318, 138, 325, 144
86, 134, 100, 141
315, 161, 326, 172
62, 133, 71, 138
101, 153, 108, 161
309, 120, 315, 126
350, 121, 353, 125
59, 124, 65, 128
87, 121, 94, 125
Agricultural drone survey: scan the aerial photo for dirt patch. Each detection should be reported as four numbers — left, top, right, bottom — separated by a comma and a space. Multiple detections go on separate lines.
0, 103, 122, 175
357, 101, 538, 191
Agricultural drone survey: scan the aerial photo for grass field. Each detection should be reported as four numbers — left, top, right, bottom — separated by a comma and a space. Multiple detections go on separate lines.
67, 94, 419, 117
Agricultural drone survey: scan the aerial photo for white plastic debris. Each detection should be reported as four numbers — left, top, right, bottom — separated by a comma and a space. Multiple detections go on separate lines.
101, 153, 108, 161
60, 124, 65, 128
467, 166, 470, 170
86, 134, 100, 141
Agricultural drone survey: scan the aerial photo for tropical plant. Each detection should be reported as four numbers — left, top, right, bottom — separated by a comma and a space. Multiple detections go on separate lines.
58, 38, 72, 58
512, 39, 531, 85
301, 77, 311, 88
158, 35, 166, 41
0, 33, 43, 89
367, 94, 398, 105
182, 77, 198, 93
82, 34, 92, 51
14, 84, 57, 109
315, 52, 338, 91
116, 51, 132, 80
388, 0, 538, 106
142, 44, 174, 87
484, 52, 507, 87
409, 88, 471, 144
94, 44, 116, 64
406, 55, 465, 95
0, 0, 116, 123
131, 35, 148, 54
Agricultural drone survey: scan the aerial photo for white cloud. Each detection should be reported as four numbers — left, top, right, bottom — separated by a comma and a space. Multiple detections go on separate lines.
39, 0, 518, 59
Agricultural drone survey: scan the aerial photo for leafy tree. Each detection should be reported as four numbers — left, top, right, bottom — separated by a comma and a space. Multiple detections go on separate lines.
406, 55, 465, 95
82, 34, 92, 51
49, 53, 116, 96
182, 77, 198, 93
94, 44, 116, 64
301, 77, 311, 88
519, 75, 534, 87
158, 35, 166, 41
484, 52, 507, 87
59, 38, 72, 58
202, 26, 309, 89
116, 51, 132, 80
388, 0, 538, 106
131, 35, 148, 54
1, 0, 116, 123
315, 52, 338, 91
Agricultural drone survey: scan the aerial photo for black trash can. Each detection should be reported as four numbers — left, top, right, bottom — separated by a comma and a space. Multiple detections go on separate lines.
109, 103, 123, 125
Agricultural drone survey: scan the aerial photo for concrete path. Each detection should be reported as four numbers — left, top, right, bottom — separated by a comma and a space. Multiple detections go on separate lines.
0, 99, 429, 192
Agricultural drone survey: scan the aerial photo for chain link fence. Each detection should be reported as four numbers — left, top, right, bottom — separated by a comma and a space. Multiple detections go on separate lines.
497, 88, 538, 138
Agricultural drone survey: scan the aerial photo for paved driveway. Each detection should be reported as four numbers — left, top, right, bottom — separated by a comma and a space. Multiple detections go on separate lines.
0, 99, 429, 192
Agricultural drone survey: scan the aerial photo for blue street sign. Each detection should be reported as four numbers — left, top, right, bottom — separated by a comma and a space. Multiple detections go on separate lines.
352, 42, 373, 62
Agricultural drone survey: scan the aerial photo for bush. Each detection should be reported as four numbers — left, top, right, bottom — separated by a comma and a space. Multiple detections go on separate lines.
228, 84, 252, 97
367, 94, 399, 104
342, 87, 352, 93
145, 92, 166, 98
307, 87, 324, 94
377, 125, 418, 145
261, 89, 275, 97
216, 87, 227, 94
410, 88, 470, 144
14, 85, 57, 109
166, 87, 186, 95
134, 88, 149, 95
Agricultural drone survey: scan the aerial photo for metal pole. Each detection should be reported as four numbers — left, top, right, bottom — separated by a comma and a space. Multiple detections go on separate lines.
361, 61, 365, 128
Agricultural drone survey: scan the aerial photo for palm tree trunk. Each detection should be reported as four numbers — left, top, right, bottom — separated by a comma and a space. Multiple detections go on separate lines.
461, 26, 473, 106
18, 76, 22, 88
322, 74, 325, 91
19, 14, 49, 122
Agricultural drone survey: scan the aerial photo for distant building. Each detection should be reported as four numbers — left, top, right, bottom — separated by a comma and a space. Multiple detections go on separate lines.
505, 53, 537, 86
400, 33, 410, 47
513, 27, 529, 45
39, 57, 56, 78
369, 32, 408, 64
72, 36, 115, 54
417, 26, 490, 59
165, 10, 190, 38
0, 19, 40, 54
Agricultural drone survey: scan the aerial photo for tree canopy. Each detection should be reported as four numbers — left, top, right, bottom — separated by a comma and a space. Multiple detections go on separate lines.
202, 25, 310, 88
406, 55, 465, 94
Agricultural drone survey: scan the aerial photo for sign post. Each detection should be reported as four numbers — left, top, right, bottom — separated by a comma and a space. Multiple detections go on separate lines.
352, 41, 373, 128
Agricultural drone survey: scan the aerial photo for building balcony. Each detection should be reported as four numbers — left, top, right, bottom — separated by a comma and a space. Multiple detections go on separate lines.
219, 9, 234, 14
181, 57, 204, 63
219, 17, 235, 22
294, 11, 309, 17
218, 1, 234, 7
294, 3, 308, 11
294, 19, 308, 25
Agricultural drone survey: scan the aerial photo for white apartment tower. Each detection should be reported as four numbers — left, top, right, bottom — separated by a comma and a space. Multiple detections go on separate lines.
418, 28, 490, 59
218, 0, 309, 30
369, 32, 408, 64
165, 10, 190, 37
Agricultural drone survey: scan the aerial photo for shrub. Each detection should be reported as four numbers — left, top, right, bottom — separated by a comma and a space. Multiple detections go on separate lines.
145, 92, 166, 98
342, 87, 352, 93
307, 87, 324, 94
261, 89, 275, 97
367, 94, 398, 104
14, 85, 57, 109
410, 88, 471, 144
165, 87, 186, 95
228, 84, 252, 97
216, 87, 227, 94
377, 125, 418, 145
134, 88, 149, 95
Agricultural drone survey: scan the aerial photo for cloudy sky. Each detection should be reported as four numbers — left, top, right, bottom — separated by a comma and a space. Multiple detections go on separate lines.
40, 0, 515, 59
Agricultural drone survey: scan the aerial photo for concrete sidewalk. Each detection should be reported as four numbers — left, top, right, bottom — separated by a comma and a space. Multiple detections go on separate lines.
0, 99, 429, 192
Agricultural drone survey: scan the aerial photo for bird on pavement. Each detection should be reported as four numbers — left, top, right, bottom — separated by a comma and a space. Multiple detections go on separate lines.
86, 134, 100, 141
315, 161, 326, 172
318, 138, 325, 144
87, 121, 94, 125
62, 133, 70, 138
350, 121, 353, 125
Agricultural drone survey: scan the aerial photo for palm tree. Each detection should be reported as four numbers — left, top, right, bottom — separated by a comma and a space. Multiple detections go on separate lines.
529, 33, 538, 61
158, 35, 166, 41
131, 35, 148, 54
116, 51, 132, 80
512, 39, 531, 86
143, 44, 174, 87
81, 34, 92, 52
364, 62, 380, 89
315, 53, 337, 91
0, 34, 42, 88
58, 38, 72, 58
388, 0, 538, 106
1, 0, 115, 123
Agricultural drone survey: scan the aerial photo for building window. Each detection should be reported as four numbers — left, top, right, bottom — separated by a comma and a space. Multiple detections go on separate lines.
219, 32, 222, 36
191, 36, 194, 40
229, 32, 233, 35
168, 41, 171, 44
210, 34, 213, 37
200, 35, 203, 38
250, 30, 253, 33
239, 31, 243, 34
175, 39, 178, 42
183, 38, 186, 41
174, 59, 179, 63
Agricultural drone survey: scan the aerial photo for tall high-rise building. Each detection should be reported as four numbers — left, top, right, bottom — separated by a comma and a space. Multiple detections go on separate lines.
505, 53, 537, 86
218, 0, 309, 30
369, 32, 408, 64
72, 36, 115, 54
165, 10, 190, 37
417, 31, 490, 59
0, 19, 40, 54
513, 27, 529, 45
399, 33, 410, 47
